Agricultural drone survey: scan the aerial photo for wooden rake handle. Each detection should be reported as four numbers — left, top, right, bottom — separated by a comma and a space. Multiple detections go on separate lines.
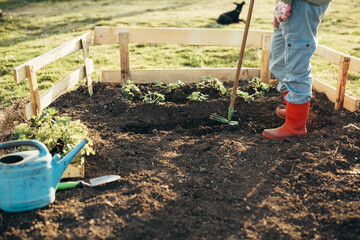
229, 0, 256, 110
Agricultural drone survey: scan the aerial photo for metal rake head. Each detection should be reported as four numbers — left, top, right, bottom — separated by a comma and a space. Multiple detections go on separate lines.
209, 113, 238, 125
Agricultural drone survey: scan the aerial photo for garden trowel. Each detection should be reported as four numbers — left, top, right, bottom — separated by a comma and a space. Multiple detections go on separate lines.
56, 175, 120, 191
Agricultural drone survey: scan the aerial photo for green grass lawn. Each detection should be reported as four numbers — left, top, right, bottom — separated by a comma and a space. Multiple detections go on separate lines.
0, 0, 359, 109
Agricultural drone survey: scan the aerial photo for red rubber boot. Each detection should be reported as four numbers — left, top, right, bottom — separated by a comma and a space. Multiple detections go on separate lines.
276, 92, 288, 119
262, 100, 310, 140
277, 93, 315, 119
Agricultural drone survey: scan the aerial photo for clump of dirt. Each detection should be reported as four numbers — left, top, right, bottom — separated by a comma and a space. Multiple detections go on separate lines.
1, 81, 359, 240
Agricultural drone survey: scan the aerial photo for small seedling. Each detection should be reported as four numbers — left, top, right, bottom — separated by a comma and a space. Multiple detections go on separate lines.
251, 77, 270, 96
165, 80, 185, 93
187, 92, 209, 102
197, 75, 227, 95
226, 90, 254, 103
141, 91, 165, 104
238, 91, 254, 103
224, 77, 270, 103
121, 80, 140, 99
152, 81, 164, 87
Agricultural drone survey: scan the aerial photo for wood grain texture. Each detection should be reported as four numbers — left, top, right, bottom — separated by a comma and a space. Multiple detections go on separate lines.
14, 32, 91, 83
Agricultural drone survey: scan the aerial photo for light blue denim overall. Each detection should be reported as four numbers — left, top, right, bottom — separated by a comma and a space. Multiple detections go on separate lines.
269, 0, 330, 104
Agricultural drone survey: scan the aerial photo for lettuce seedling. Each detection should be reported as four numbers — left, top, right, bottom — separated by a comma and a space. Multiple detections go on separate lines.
165, 80, 185, 93
121, 80, 140, 99
251, 77, 270, 96
226, 90, 254, 103
197, 76, 227, 95
141, 91, 165, 104
187, 92, 209, 102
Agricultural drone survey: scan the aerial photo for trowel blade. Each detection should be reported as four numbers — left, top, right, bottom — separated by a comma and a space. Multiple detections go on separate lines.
89, 175, 120, 187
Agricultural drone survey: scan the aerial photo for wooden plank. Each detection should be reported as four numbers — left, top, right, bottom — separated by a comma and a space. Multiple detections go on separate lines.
315, 45, 360, 73
61, 160, 84, 179
14, 32, 92, 83
119, 32, 130, 83
81, 37, 93, 96
24, 60, 94, 119
349, 55, 360, 73
312, 78, 359, 112
94, 27, 273, 48
335, 56, 351, 110
25, 65, 41, 116
101, 68, 261, 84
260, 34, 271, 84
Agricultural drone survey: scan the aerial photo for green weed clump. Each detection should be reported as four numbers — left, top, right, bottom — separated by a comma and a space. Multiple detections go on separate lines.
11, 108, 94, 165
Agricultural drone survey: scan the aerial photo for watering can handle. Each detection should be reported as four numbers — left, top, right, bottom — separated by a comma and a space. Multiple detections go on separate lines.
56, 181, 82, 191
0, 140, 49, 157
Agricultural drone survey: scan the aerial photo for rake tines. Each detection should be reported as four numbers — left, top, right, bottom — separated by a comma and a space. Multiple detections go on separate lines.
210, 113, 238, 125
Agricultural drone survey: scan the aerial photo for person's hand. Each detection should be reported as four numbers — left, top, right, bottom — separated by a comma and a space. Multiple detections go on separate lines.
274, 1, 291, 28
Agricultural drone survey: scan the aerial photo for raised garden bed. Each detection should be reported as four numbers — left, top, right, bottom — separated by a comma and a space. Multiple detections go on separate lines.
2, 27, 360, 239
2, 80, 360, 239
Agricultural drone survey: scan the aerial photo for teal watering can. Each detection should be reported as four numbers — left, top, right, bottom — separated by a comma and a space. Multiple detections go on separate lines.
0, 139, 88, 212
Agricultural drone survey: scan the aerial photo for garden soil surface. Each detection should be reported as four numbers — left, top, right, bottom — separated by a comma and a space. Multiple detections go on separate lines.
1, 80, 360, 240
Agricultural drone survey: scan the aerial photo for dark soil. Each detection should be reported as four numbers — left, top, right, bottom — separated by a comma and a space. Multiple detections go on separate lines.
1, 80, 360, 240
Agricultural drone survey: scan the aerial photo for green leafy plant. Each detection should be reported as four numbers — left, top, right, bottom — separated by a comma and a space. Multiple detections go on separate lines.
225, 77, 270, 103
237, 91, 254, 103
251, 77, 270, 96
141, 91, 165, 104
10, 108, 95, 165
187, 92, 209, 102
152, 81, 164, 87
165, 80, 185, 93
197, 76, 227, 95
121, 80, 140, 99
226, 90, 254, 103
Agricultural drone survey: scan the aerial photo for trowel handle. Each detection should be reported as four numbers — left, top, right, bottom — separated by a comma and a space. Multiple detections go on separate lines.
0, 140, 48, 157
56, 181, 82, 191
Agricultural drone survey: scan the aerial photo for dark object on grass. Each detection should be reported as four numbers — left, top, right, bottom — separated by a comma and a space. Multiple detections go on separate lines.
217, 2, 246, 25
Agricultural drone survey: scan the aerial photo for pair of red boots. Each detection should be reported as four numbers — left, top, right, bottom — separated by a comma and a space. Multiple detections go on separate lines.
262, 92, 310, 140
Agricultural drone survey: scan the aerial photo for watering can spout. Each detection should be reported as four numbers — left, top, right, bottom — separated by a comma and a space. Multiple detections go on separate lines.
52, 139, 88, 186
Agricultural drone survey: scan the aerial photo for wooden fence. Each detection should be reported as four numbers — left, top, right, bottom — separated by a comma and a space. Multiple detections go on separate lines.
13, 32, 94, 120
94, 27, 360, 112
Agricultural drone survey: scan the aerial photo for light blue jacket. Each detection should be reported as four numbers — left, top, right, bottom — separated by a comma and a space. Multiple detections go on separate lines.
280, 0, 331, 6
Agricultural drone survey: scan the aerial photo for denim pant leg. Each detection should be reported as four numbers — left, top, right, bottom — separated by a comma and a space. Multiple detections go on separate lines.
270, 0, 330, 104
269, 28, 288, 93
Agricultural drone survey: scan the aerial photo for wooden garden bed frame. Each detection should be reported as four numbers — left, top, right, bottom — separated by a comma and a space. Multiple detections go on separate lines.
11, 27, 360, 177
13, 32, 94, 120
94, 27, 360, 112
